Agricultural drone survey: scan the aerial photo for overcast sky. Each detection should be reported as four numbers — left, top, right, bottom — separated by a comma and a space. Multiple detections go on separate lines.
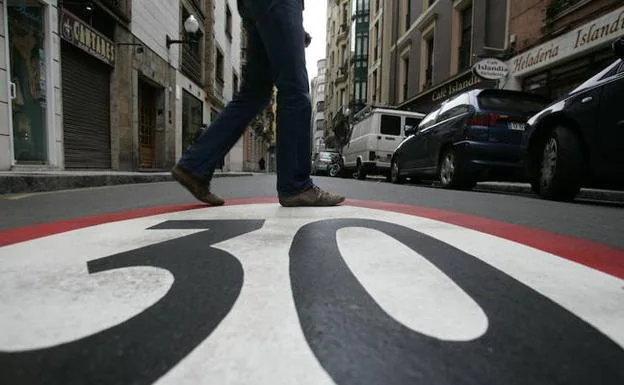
303, 3, 328, 82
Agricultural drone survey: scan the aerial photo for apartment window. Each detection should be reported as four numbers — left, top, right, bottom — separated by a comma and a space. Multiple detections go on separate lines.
331, 51, 335, 67
374, 22, 379, 59
233, 72, 239, 93
317, 101, 325, 112
422, 35, 434, 90
404, 0, 411, 32
216, 49, 224, 85
226, 5, 232, 39
181, 8, 203, 85
459, 5, 473, 71
372, 70, 378, 102
402, 56, 409, 101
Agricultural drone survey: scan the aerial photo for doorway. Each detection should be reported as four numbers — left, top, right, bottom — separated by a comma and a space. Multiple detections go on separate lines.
138, 79, 157, 168
6, 0, 48, 164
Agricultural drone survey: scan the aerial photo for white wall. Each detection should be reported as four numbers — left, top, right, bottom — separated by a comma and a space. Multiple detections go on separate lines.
131, 0, 179, 66
1, 0, 62, 171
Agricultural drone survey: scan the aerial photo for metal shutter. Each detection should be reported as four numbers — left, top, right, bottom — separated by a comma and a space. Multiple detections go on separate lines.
61, 41, 112, 169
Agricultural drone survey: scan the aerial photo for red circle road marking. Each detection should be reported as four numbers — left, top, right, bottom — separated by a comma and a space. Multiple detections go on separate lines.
0, 197, 622, 280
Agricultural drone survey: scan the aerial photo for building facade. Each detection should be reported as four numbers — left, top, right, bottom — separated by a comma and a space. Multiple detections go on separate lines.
310, 58, 327, 152
325, 0, 351, 149
377, 0, 509, 113
503, 0, 624, 99
1, 0, 244, 173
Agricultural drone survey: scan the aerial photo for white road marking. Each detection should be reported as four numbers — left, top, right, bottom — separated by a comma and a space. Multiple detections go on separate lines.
0, 203, 622, 385
338, 227, 488, 341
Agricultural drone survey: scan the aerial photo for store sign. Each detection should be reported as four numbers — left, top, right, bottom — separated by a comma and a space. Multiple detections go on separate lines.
473, 58, 509, 80
431, 71, 482, 102
60, 9, 115, 66
509, 6, 624, 77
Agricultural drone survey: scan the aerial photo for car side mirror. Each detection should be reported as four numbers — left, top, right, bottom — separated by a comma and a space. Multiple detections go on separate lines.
405, 126, 416, 136
613, 37, 624, 59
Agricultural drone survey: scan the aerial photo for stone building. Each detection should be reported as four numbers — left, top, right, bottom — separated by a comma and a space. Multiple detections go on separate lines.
324, 0, 351, 149
0, 0, 243, 172
310, 58, 327, 153
372, 0, 510, 114
503, 0, 624, 99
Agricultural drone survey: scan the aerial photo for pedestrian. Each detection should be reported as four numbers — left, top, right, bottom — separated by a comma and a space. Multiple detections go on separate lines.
171, 0, 345, 207
258, 157, 266, 171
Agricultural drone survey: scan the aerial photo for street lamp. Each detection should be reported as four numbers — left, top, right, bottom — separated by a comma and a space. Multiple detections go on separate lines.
166, 15, 200, 49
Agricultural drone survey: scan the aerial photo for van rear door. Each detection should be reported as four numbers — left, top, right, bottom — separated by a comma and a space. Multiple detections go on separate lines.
375, 114, 402, 163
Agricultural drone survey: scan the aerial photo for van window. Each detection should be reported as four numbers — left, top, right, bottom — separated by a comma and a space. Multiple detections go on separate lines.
405, 117, 422, 130
380, 115, 401, 135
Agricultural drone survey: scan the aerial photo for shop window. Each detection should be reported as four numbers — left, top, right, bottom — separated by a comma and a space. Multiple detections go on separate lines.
7, 1, 47, 164
182, 90, 203, 150
380, 115, 401, 135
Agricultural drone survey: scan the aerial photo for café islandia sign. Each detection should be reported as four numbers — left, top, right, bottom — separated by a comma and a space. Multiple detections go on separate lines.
60, 9, 115, 66
510, 6, 624, 77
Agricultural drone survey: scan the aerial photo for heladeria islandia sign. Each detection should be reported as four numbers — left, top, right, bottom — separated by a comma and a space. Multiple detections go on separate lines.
509, 6, 624, 77
473, 58, 509, 80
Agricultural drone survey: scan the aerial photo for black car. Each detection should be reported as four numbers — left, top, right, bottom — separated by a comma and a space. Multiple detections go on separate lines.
390, 89, 551, 189
523, 37, 624, 201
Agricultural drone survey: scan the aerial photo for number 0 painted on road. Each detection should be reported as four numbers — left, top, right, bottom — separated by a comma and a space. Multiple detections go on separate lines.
289, 218, 624, 385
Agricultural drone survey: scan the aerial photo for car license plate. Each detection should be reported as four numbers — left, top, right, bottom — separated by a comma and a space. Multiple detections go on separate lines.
510, 122, 525, 131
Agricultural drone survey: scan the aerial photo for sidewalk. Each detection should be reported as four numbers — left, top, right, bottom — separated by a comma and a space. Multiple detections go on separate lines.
0, 170, 255, 195
477, 182, 624, 203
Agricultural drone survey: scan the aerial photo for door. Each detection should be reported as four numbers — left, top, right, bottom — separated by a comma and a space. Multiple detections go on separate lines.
426, 94, 471, 169
597, 61, 624, 181
403, 109, 439, 171
7, 1, 48, 164
138, 80, 157, 168
61, 41, 111, 169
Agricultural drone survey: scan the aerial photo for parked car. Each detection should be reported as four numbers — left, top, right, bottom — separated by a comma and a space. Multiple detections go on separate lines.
522, 37, 624, 201
341, 106, 426, 180
311, 150, 341, 176
390, 89, 551, 189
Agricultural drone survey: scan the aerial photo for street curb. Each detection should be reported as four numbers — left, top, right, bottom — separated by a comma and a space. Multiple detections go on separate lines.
0, 172, 255, 195
476, 182, 624, 203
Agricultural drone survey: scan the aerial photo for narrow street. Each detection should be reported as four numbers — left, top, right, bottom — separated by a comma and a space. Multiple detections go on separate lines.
1, 175, 623, 384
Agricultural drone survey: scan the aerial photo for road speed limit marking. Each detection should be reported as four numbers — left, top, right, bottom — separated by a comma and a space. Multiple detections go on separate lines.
1, 200, 623, 385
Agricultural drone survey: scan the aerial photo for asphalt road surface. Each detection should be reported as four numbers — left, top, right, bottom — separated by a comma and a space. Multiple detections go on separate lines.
1, 174, 623, 385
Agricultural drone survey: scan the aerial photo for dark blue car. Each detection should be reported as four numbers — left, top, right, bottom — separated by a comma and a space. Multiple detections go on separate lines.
522, 37, 624, 201
390, 89, 551, 189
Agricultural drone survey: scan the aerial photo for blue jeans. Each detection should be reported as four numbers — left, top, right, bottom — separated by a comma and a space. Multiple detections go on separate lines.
178, 0, 313, 197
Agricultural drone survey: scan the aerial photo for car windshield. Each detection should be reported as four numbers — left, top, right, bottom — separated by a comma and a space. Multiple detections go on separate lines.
478, 91, 551, 115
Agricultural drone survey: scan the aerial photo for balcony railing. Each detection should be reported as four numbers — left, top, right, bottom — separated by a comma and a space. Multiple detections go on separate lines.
182, 44, 203, 86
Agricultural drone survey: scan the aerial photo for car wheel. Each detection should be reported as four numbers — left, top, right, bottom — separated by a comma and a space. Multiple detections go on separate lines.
537, 126, 583, 201
390, 157, 404, 184
328, 164, 340, 177
439, 148, 475, 190
355, 161, 367, 180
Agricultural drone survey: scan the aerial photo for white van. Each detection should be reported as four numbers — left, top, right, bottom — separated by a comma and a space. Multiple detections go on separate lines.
341, 106, 425, 179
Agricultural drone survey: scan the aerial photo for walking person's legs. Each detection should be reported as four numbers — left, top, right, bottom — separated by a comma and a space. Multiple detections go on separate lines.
171, 20, 274, 205
248, 0, 344, 206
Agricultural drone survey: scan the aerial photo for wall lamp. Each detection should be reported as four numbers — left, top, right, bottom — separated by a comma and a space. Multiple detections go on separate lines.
166, 15, 200, 49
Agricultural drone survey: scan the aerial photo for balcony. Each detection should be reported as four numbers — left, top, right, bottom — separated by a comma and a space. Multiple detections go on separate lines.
182, 44, 203, 86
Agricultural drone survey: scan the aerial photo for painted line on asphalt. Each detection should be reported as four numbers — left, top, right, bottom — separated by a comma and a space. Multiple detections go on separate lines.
0, 197, 622, 280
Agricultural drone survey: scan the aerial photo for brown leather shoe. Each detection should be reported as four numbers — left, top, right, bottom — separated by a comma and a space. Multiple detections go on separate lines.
171, 165, 225, 206
279, 185, 345, 207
